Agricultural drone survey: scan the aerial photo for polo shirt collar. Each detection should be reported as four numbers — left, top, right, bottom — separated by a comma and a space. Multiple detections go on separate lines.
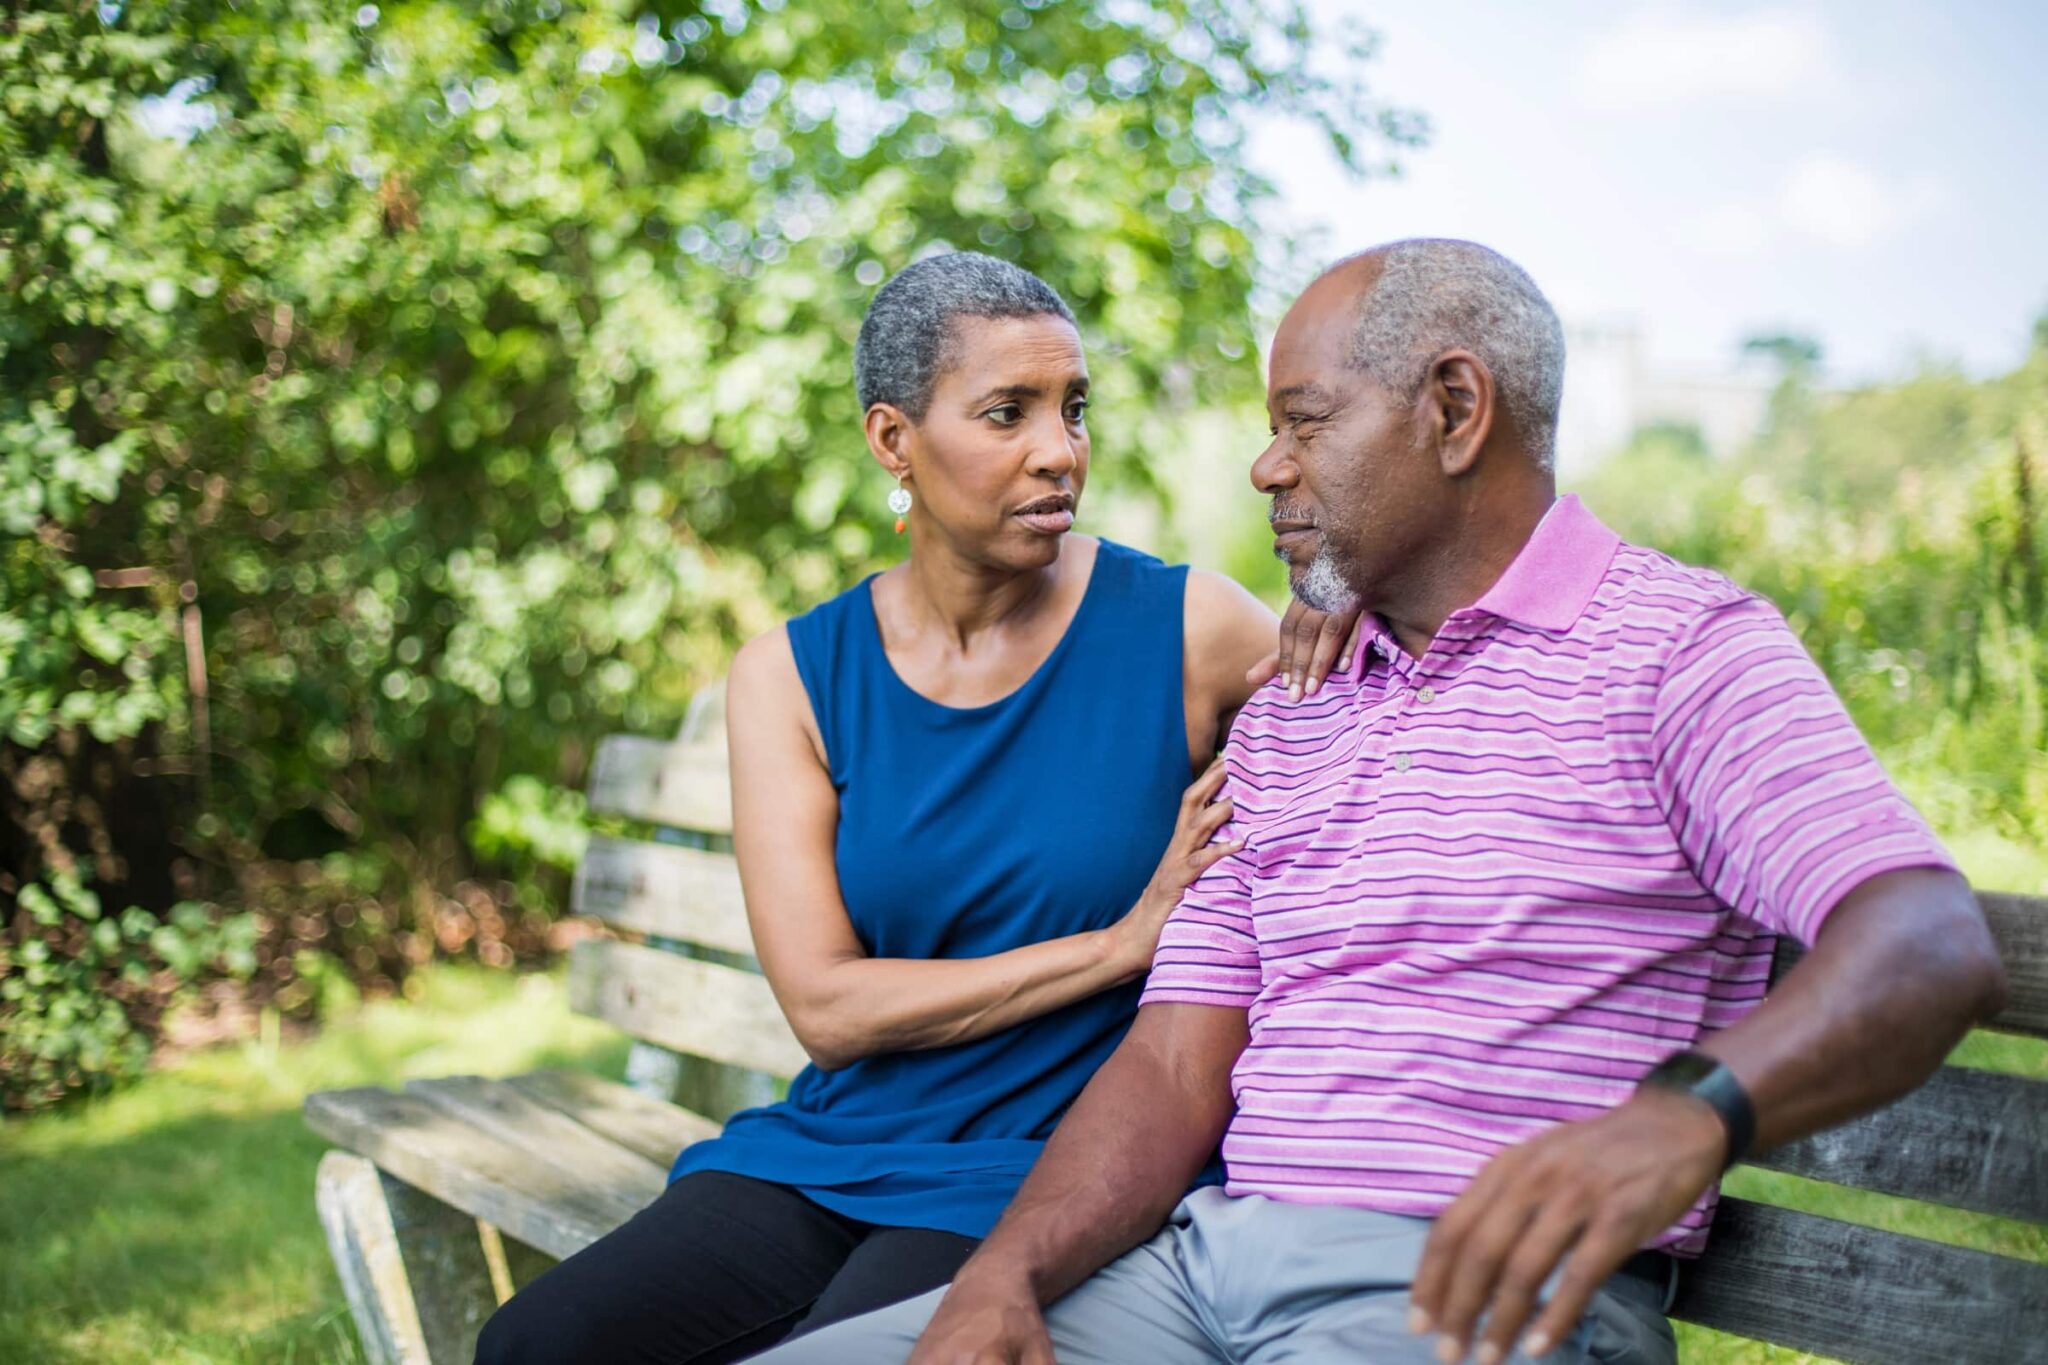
1469, 494, 1622, 633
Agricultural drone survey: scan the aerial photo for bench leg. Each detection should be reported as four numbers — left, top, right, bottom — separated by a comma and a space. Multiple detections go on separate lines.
316, 1150, 428, 1365
476, 1219, 557, 1300
315, 1149, 502, 1364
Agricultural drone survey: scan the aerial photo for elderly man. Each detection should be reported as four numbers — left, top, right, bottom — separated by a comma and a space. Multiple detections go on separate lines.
752, 240, 2007, 1365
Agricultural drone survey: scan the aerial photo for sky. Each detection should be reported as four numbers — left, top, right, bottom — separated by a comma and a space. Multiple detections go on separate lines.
1251, 1, 2048, 385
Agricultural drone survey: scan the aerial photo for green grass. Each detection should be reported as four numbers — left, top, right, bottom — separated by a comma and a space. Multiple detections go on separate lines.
0, 966, 628, 1365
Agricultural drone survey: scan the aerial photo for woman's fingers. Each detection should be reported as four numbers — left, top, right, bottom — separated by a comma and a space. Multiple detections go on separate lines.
1272, 597, 1316, 699
1285, 604, 1322, 701
1185, 840, 1246, 876
1303, 606, 1364, 695
1183, 758, 1228, 807
1192, 796, 1234, 839
1179, 757, 1220, 810
1259, 602, 1371, 700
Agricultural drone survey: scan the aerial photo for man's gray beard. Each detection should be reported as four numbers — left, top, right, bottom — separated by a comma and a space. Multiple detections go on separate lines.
1292, 545, 1362, 614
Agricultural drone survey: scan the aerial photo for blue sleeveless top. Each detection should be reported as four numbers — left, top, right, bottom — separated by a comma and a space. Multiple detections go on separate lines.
670, 540, 1193, 1237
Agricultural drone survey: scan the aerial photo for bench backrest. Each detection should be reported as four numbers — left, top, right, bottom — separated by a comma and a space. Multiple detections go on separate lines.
573, 684, 2048, 1363
572, 684, 806, 1120
1670, 913, 2047, 1363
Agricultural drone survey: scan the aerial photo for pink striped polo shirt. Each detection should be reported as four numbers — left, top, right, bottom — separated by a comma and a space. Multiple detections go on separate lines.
1141, 494, 1956, 1253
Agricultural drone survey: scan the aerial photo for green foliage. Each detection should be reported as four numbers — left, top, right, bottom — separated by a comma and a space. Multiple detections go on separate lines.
1740, 330, 1823, 371
1574, 339, 2048, 876
0, 866, 257, 1105
0, 0, 1419, 1104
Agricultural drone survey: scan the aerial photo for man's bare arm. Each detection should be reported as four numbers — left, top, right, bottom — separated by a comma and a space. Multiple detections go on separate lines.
1413, 867, 2007, 1365
1694, 868, 2005, 1147
908, 1002, 1248, 1365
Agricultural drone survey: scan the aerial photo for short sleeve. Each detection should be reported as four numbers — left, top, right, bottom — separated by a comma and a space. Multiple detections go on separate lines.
1140, 770, 1263, 1009
1651, 595, 1957, 945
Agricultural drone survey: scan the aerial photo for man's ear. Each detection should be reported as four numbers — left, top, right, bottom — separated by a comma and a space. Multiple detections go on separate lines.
1429, 351, 1495, 478
864, 402, 914, 481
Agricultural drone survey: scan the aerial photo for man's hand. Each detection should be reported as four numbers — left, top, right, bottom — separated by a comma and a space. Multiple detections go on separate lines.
1408, 1086, 1726, 1365
1246, 598, 1364, 702
907, 1265, 1056, 1365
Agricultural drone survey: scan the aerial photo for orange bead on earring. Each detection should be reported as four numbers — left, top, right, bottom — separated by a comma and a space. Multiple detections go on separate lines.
888, 481, 912, 535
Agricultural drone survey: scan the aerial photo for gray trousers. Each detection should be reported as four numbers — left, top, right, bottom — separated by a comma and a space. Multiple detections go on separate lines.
752, 1189, 1677, 1364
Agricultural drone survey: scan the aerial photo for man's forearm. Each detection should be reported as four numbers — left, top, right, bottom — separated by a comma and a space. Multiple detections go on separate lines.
959, 1002, 1247, 1305
1704, 867, 2007, 1153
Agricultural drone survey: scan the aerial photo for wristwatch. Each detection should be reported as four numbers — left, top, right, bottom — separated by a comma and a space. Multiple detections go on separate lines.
1636, 1049, 1756, 1172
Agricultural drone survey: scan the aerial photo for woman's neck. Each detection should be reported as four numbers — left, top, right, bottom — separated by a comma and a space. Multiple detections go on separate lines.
897, 532, 1071, 651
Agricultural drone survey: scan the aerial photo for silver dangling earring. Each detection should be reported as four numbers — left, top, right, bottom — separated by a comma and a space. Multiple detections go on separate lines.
888, 478, 913, 534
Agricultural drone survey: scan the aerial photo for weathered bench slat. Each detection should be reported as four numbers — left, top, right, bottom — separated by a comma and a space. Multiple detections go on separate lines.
1770, 891, 2048, 1038
586, 735, 732, 833
571, 836, 753, 955
1981, 891, 2048, 1037
504, 1068, 721, 1170
1670, 1196, 2048, 1363
404, 1075, 667, 1202
1746, 1063, 2048, 1222
304, 1087, 647, 1261
567, 938, 808, 1079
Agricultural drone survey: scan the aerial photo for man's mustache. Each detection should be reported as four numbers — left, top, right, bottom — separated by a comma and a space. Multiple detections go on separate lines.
1269, 499, 1316, 528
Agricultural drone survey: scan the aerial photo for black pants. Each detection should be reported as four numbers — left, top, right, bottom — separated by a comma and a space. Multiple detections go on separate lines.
473, 1171, 977, 1364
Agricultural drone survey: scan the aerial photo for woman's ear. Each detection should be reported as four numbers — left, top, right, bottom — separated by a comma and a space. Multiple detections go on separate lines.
864, 402, 914, 481
1429, 350, 1495, 478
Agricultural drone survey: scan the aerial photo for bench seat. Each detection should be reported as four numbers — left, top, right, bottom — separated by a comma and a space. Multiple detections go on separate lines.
307, 1071, 713, 1262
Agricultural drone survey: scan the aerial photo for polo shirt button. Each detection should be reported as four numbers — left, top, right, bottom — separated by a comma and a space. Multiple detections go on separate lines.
1393, 752, 1412, 773
1416, 685, 1436, 704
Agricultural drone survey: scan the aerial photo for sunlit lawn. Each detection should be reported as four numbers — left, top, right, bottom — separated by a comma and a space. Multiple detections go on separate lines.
2, 868, 2042, 1363
0, 966, 628, 1365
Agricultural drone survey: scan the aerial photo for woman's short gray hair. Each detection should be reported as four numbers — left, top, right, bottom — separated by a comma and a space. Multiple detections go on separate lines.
854, 251, 1078, 419
1346, 239, 1566, 470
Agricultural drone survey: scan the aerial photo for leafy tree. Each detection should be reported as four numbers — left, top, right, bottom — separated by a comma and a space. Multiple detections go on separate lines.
0, 0, 1420, 1104
1740, 330, 1823, 371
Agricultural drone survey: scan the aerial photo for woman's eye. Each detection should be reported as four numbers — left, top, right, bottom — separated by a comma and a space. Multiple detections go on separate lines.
1066, 400, 1088, 421
987, 405, 1022, 426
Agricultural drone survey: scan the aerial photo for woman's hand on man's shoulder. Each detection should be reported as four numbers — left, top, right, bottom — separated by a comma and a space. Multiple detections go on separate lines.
1247, 595, 1364, 703
1184, 569, 1361, 709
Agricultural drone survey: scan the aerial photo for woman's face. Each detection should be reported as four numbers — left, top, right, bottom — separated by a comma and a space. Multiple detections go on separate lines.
872, 313, 1091, 572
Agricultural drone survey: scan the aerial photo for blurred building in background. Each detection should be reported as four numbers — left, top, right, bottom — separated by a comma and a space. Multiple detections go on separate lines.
1555, 318, 1791, 475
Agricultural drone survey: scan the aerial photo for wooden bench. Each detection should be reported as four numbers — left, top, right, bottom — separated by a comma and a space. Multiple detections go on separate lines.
305, 683, 2048, 1363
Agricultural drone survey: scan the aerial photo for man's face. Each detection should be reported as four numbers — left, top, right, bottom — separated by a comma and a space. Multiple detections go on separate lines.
1251, 263, 1439, 612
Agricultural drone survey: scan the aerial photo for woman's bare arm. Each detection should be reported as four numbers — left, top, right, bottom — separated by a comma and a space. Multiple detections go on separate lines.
727, 627, 1236, 1071
1181, 570, 1301, 762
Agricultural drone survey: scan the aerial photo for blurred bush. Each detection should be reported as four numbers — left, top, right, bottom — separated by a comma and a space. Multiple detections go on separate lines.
0, 0, 1420, 1106
1574, 337, 2048, 872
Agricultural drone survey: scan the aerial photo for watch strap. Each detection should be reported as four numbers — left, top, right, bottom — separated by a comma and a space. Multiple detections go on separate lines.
1639, 1050, 1756, 1171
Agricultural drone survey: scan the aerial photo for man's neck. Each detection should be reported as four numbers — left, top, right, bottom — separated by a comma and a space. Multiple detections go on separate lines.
1375, 485, 1556, 658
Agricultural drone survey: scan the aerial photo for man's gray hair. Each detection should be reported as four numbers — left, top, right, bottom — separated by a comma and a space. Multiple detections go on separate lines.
1345, 239, 1566, 470
854, 251, 1078, 419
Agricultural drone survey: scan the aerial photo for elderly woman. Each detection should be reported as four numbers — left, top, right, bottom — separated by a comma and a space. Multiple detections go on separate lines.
476, 253, 1353, 1365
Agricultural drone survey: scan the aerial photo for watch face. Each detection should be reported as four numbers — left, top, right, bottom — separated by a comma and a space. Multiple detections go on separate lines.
1652, 1051, 1720, 1087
